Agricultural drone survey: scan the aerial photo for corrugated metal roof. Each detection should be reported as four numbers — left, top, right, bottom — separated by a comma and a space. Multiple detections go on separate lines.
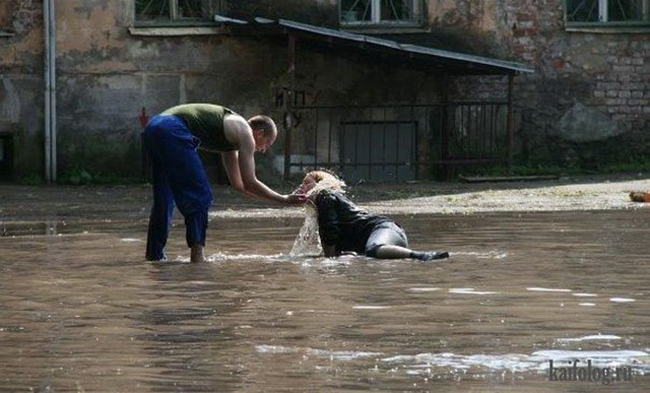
215, 15, 535, 75
277, 19, 534, 74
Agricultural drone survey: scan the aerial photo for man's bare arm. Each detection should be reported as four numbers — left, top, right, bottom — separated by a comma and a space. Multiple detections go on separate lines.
221, 151, 258, 199
236, 134, 290, 203
223, 114, 304, 205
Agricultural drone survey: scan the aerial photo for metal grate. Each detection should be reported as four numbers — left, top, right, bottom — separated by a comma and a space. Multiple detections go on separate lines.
286, 102, 509, 182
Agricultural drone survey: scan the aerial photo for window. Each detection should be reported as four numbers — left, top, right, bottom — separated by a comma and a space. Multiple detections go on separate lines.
566, 0, 650, 25
135, 0, 222, 24
340, 0, 424, 26
0, 3, 13, 32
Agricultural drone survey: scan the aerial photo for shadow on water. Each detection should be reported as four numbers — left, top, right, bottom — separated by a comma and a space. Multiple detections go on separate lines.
0, 210, 648, 391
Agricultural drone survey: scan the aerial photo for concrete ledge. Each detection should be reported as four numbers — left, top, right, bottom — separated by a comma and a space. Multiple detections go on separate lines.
459, 175, 560, 183
566, 26, 650, 34
128, 26, 226, 36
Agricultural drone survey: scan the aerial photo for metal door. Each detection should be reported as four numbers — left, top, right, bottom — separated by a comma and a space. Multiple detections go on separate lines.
340, 121, 416, 182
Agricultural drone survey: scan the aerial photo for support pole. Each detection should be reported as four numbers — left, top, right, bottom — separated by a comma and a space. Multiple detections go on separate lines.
506, 73, 514, 174
43, 0, 57, 183
43, 0, 51, 183
440, 73, 450, 180
50, 0, 57, 183
283, 34, 296, 181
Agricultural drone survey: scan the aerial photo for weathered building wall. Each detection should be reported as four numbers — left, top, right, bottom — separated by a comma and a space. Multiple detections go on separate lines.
10, 0, 640, 180
2, 0, 445, 180
54, 0, 287, 177
426, 0, 649, 169
0, 0, 44, 176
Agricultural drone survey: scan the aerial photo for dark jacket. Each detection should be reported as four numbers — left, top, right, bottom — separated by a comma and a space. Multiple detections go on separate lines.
314, 190, 390, 254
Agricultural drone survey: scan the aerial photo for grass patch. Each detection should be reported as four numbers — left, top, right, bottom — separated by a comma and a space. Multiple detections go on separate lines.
59, 165, 143, 185
16, 174, 45, 186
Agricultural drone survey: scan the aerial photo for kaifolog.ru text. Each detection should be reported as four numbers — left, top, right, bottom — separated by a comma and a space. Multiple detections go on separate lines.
548, 359, 632, 385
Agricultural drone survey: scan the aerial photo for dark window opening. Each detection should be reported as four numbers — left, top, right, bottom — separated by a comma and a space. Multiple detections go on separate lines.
135, 0, 222, 23
566, 0, 649, 25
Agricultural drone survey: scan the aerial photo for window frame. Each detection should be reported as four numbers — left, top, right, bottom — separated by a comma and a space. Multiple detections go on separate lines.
339, 0, 425, 28
134, 0, 223, 27
0, 2, 14, 35
565, 0, 650, 30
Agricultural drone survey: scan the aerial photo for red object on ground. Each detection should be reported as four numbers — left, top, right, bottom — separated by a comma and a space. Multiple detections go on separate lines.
629, 191, 650, 202
138, 107, 149, 128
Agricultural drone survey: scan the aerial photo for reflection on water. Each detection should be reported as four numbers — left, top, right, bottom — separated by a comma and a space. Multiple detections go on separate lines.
1, 211, 649, 391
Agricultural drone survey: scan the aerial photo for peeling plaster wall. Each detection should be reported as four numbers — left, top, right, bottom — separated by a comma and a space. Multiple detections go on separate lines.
2, 0, 445, 180
8, 0, 643, 179
0, 0, 44, 176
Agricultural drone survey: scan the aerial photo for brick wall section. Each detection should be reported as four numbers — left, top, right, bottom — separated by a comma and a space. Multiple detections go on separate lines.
13, 0, 43, 33
438, 0, 649, 165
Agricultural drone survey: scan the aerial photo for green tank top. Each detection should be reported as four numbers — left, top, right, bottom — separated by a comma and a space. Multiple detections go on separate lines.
162, 103, 237, 152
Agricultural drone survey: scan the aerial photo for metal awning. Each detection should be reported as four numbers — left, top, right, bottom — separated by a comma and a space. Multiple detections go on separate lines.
218, 16, 535, 76
215, 15, 533, 178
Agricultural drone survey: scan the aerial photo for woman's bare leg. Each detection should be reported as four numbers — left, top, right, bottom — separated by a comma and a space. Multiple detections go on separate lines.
374, 245, 413, 259
375, 245, 449, 261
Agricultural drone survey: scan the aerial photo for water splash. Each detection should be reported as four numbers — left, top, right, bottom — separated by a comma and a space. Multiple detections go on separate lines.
290, 204, 322, 257
256, 345, 381, 361
526, 287, 572, 293
557, 334, 622, 342
573, 293, 598, 297
449, 288, 498, 295
206, 252, 287, 262
255, 345, 649, 375
448, 250, 508, 259
382, 350, 650, 375
610, 297, 635, 303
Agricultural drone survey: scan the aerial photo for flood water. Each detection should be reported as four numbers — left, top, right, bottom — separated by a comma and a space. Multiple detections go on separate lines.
1, 209, 648, 392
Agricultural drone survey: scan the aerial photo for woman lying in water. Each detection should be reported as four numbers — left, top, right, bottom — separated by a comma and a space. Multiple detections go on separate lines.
295, 170, 449, 261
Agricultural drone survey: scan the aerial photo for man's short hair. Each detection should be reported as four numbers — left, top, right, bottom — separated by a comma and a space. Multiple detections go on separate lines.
248, 115, 277, 138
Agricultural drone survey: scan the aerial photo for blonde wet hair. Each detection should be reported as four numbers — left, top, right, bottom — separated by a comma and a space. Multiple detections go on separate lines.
304, 170, 346, 197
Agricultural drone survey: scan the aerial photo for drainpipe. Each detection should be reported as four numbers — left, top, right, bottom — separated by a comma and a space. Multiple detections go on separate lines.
43, 0, 57, 183
283, 34, 296, 181
506, 73, 514, 174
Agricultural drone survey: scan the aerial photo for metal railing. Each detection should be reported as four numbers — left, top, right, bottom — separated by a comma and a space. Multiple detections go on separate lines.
284, 101, 510, 181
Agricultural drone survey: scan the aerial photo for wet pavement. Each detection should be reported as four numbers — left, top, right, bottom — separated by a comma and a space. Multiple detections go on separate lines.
0, 175, 649, 391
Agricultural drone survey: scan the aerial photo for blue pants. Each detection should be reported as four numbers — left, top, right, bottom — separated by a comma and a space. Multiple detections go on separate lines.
143, 115, 213, 260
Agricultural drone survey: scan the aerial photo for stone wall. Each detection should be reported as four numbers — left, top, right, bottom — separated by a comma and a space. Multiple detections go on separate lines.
0, 0, 444, 181
429, 0, 649, 169
0, 0, 44, 176
5, 0, 646, 180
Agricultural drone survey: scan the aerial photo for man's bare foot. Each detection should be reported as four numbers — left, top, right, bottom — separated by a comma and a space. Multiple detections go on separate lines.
190, 244, 205, 263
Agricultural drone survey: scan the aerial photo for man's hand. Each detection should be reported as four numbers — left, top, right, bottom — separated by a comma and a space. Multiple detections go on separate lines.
284, 193, 308, 205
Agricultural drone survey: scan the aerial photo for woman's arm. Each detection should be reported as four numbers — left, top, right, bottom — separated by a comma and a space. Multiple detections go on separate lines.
316, 192, 341, 256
